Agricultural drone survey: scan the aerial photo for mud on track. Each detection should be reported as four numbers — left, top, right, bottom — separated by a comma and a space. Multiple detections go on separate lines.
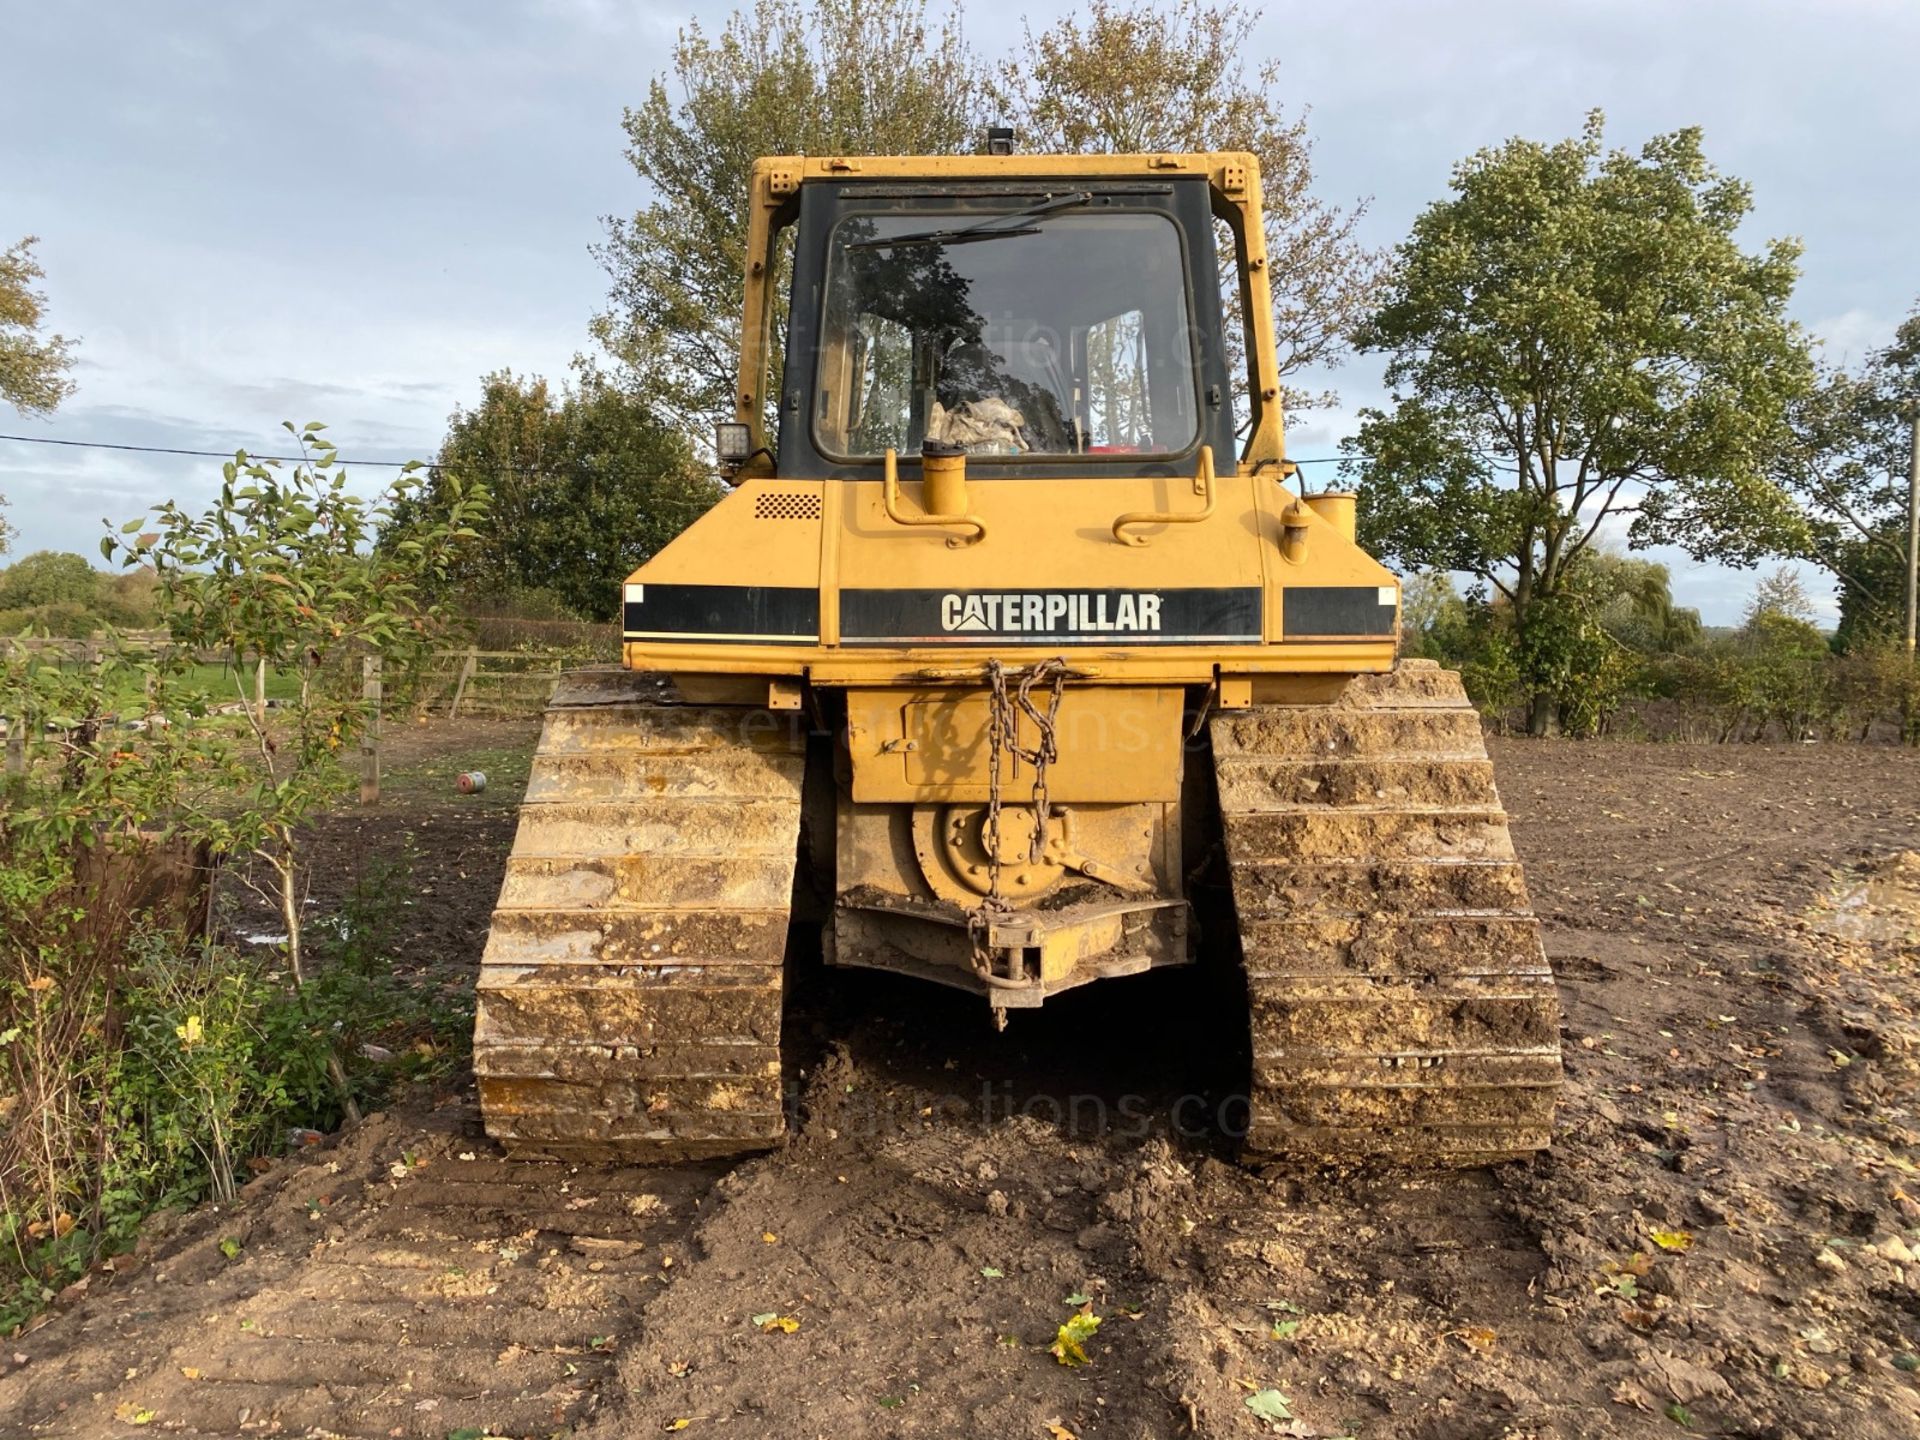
4, 727, 1920, 1439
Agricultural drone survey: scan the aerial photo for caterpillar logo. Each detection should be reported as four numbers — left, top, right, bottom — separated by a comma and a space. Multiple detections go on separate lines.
940, 591, 1164, 635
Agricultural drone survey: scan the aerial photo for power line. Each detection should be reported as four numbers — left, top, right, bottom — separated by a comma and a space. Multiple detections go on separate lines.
0, 431, 432, 469
0, 429, 721, 511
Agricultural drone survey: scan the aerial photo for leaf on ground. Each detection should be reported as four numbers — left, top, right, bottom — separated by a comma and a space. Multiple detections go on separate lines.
1450, 1326, 1497, 1351
981, 1267, 1004, 1278
876, 1397, 904, 1409
1650, 1228, 1693, 1253
112, 1403, 156, 1425
1045, 1423, 1079, 1439
1245, 1389, 1293, 1428
1049, 1309, 1101, 1367
664, 1422, 692, 1433
448, 1430, 488, 1440
218, 1237, 241, 1260
750, 1312, 777, 1327
761, 1232, 778, 1244
1063, 1291, 1090, 1306
1666, 1402, 1693, 1428
758, 1315, 800, 1334
1265, 1299, 1302, 1315
1269, 1320, 1300, 1340
180, 1367, 203, 1380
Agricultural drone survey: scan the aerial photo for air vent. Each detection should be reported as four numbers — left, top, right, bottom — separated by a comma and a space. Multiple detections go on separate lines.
754, 492, 822, 521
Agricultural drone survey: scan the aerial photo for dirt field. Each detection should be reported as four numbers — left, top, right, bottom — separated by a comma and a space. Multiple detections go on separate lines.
3, 724, 1919, 1439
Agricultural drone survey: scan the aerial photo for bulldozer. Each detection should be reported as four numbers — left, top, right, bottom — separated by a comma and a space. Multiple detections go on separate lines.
473, 146, 1561, 1166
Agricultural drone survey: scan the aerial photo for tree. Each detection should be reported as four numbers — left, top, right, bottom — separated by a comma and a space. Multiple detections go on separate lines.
1348, 112, 1816, 733
1577, 550, 1702, 654
995, 0, 1380, 409
1777, 303, 1920, 645
0, 236, 79, 556
1744, 566, 1819, 628
0, 550, 97, 610
0, 237, 74, 418
398, 372, 717, 620
108, 422, 490, 1119
594, 0, 987, 429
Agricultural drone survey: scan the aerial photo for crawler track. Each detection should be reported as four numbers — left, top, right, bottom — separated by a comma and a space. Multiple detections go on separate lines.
474, 669, 806, 1162
1211, 660, 1562, 1161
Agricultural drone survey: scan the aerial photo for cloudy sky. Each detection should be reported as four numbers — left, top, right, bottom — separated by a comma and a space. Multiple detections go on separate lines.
2, 0, 1914, 622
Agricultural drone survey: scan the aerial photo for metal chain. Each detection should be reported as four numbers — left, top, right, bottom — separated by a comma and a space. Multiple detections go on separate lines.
968, 656, 1069, 974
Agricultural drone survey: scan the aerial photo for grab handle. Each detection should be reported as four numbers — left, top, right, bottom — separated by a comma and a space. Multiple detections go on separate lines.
1111, 446, 1215, 546
882, 448, 987, 548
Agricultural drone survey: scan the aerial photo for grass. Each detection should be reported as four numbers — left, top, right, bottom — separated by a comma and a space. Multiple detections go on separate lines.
176, 661, 303, 705
378, 734, 536, 811
20, 656, 304, 712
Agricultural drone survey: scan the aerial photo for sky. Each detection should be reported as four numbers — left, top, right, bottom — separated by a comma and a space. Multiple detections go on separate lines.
2, 0, 1915, 624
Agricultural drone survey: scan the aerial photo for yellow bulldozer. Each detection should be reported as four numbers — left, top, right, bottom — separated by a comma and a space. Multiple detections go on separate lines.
472, 145, 1561, 1166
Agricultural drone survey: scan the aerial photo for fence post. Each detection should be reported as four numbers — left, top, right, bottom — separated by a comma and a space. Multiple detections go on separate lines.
360, 654, 382, 805
449, 643, 478, 719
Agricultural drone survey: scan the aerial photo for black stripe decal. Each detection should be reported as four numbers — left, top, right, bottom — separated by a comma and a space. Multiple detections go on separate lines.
839, 587, 1261, 645
623, 584, 819, 644
1282, 585, 1398, 638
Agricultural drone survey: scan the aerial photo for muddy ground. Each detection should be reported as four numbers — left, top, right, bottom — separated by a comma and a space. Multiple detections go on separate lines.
3, 726, 1919, 1439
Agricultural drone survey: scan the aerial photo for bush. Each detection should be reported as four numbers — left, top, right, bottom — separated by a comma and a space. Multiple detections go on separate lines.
0, 422, 487, 1333
0, 852, 468, 1334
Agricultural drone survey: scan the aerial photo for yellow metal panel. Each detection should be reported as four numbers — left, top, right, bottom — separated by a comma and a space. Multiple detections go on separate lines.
625, 479, 823, 591
844, 685, 1184, 804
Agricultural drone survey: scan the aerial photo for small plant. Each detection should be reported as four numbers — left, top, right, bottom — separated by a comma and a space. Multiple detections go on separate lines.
106, 423, 487, 1116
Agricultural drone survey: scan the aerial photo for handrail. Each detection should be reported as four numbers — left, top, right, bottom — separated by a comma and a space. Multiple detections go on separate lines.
881, 448, 987, 547
1111, 445, 1215, 546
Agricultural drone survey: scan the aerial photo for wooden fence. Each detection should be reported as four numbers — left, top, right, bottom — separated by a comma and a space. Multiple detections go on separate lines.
1, 635, 604, 717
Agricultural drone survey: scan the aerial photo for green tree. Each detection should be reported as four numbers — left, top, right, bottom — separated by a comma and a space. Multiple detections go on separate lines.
0, 236, 80, 556
400, 372, 717, 620
1347, 112, 1815, 733
594, 0, 986, 429
0, 550, 97, 609
995, 0, 1379, 409
1778, 304, 1919, 645
1576, 550, 1702, 654
107, 423, 489, 1114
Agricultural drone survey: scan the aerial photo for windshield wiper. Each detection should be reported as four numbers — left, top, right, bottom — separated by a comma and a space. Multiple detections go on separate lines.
847, 191, 1094, 250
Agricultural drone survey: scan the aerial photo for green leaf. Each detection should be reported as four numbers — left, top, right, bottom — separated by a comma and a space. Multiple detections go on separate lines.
218, 1237, 241, 1260
1270, 1320, 1300, 1339
1245, 1389, 1293, 1428
980, 1267, 1003, 1278
1665, 1401, 1693, 1427
1063, 1292, 1090, 1306
749, 1312, 778, 1327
